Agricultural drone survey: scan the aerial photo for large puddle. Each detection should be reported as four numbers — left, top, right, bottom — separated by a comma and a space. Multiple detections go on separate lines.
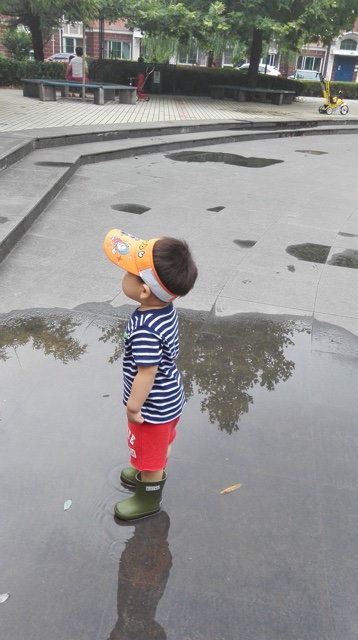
0, 309, 309, 435
166, 151, 283, 168
286, 243, 358, 268
1, 307, 358, 639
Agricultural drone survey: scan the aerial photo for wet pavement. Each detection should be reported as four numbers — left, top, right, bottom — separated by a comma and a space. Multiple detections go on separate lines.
1, 126, 358, 639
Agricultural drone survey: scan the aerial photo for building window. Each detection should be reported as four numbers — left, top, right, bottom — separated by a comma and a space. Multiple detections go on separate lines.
297, 55, 321, 71
267, 54, 278, 67
63, 37, 83, 53
63, 22, 82, 36
104, 40, 131, 59
340, 39, 357, 51
222, 49, 233, 66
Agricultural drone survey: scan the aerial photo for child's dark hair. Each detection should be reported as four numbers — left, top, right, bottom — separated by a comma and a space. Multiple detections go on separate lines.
76, 47, 83, 56
153, 237, 198, 297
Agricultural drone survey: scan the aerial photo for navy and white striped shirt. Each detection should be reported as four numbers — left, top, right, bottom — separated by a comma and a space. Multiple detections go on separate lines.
122, 303, 185, 424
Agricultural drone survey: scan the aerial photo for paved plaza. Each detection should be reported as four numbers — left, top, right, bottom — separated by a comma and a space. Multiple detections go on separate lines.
1, 87, 358, 131
1, 87, 358, 640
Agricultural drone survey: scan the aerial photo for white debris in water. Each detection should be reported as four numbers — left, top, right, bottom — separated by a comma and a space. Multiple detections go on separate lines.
0, 593, 10, 603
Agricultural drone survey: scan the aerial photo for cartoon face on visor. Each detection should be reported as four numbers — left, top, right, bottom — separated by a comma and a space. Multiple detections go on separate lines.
104, 229, 177, 302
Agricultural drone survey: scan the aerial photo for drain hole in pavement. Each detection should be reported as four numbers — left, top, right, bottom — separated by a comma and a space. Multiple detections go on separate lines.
35, 161, 73, 167
166, 151, 283, 168
327, 249, 358, 269
295, 150, 328, 155
286, 243, 331, 264
0, 216, 9, 224
234, 239, 257, 248
110, 203, 151, 214
207, 206, 225, 212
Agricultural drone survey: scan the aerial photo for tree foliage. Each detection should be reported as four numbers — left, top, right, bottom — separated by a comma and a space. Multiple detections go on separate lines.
0, 0, 103, 60
0, 0, 64, 60
1, 27, 33, 59
1, 0, 357, 71
110, 0, 358, 79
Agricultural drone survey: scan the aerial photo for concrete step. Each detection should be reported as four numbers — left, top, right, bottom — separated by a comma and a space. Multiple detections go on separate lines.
1, 120, 358, 264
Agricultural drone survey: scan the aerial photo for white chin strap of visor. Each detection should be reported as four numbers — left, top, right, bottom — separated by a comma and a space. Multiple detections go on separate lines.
139, 268, 176, 303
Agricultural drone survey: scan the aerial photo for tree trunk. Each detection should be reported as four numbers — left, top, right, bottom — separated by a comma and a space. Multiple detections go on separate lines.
207, 50, 214, 67
247, 27, 263, 88
82, 20, 86, 101
28, 12, 44, 61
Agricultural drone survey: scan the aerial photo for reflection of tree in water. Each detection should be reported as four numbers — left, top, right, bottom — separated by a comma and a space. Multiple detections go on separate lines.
0, 315, 87, 363
178, 314, 307, 434
99, 318, 127, 364
98, 309, 308, 435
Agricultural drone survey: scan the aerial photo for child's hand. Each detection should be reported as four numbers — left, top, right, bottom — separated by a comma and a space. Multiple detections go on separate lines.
126, 365, 158, 425
127, 408, 144, 424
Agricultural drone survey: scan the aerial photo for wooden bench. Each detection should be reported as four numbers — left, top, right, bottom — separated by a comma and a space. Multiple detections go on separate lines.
21, 78, 137, 105
210, 84, 296, 105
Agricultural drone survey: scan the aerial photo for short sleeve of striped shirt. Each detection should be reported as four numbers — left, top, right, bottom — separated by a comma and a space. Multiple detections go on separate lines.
130, 329, 162, 367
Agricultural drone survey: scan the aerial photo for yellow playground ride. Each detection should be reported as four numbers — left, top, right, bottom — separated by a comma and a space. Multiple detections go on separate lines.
318, 73, 349, 115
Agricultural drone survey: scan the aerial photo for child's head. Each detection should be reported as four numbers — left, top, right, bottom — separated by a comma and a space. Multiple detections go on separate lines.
75, 47, 83, 57
153, 237, 197, 297
104, 229, 197, 302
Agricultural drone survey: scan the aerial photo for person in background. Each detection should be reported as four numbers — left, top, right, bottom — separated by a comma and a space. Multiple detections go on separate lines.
66, 47, 89, 97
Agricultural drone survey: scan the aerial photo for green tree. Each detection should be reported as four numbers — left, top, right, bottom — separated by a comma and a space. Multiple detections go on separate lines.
210, 0, 358, 86
0, 0, 63, 60
1, 27, 33, 59
109, 0, 228, 65
0, 0, 103, 61
112, 0, 358, 83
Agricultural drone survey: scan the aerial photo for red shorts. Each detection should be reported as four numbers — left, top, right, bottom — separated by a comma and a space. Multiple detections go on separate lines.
66, 74, 89, 83
127, 417, 180, 471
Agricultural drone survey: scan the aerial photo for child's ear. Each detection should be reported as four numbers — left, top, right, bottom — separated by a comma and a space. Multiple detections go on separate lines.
140, 283, 152, 299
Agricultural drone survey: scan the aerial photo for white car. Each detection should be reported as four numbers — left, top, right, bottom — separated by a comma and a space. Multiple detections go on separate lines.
237, 63, 282, 76
45, 53, 75, 64
289, 69, 320, 80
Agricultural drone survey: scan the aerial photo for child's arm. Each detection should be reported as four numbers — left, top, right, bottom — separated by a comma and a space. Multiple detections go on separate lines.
126, 364, 158, 424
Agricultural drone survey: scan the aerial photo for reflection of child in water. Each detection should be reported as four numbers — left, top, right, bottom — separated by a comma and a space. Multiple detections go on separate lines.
108, 512, 171, 640
104, 229, 197, 520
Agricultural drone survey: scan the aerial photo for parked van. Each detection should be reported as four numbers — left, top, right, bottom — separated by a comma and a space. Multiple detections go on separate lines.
289, 69, 320, 80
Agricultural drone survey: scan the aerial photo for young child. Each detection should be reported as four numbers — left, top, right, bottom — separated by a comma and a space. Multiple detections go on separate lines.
104, 229, 198, 520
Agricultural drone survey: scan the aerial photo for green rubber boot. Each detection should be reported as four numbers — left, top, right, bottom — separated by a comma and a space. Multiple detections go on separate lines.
114, 472, 167, 521
120, 466, 139, 487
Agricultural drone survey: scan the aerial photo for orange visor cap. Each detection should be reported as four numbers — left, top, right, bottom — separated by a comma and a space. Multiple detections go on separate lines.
103, 229, 177, 302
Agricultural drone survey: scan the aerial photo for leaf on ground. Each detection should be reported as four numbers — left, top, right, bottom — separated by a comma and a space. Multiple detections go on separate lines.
0, 593, 10, 603
220, 484, 242, 494
64, 499, 72, 511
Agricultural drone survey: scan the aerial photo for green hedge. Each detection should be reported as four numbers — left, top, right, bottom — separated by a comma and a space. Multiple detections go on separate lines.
0, 56, 66, 85
1, 56, 358, 100
0, 57, 300, 93
293, 78, 358, 99
88, 60, 305, 96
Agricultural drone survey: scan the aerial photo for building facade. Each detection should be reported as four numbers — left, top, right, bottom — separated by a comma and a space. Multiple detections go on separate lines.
0, 17, 141, 61
269, 18, 358, 81
43, 19, 142, 61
